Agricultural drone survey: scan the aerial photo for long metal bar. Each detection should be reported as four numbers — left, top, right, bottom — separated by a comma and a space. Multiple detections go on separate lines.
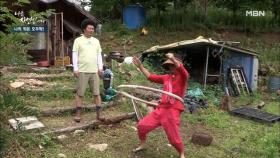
204, 47, 209, 89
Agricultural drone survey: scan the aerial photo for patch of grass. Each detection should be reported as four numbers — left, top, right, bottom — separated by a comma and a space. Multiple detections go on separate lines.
234, 92, 264, 107
4, 100, 280, 158
256, 43, 280, 70
0, 81, 40, 157
103, 20, 137, 38
220, 121, 280, 158
0, 91, 38, 118
21, 85, 103, 102
22, 86, 75, 101
184, 105, 280, 158
263, 101, 280, 115
232, 91, 280, 116
185, 107, 231, 129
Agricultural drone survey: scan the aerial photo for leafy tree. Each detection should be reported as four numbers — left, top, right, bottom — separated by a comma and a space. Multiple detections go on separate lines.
0, 0, 52, 65
137, 0, 170, 27
90, 0, 172, 23
272, 0, 280, 24
90, 0, 132, 22
173, 0, 192, 9
215, 0, 251, 16
215, 0, 273, 15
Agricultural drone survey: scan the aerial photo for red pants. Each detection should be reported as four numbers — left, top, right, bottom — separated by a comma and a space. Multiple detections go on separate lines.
137, 107, 184, 153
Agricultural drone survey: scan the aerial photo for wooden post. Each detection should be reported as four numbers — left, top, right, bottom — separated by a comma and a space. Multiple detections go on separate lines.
220, 95, 231, 111
54, 14, 57, 62
218, 51, 223, 84
61, 12, 64, 67
46, 20, 50, 63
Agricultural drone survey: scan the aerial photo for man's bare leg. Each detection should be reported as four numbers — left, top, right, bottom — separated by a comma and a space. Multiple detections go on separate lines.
94, 95, 105, 121
180, 152, 185, 158
74, 95, 83, 122
133, 140, 146, 152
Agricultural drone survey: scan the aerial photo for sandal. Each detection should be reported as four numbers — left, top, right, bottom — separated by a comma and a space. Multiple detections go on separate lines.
132, 147, 145, 153
74, 117, 81, 122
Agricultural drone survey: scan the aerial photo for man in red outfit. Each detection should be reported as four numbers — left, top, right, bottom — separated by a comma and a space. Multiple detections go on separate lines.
132, 52, 189, 158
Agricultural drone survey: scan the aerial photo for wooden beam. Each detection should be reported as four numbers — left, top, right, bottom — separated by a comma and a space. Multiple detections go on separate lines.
40, 101, 116, 117
42, 112, 136, 134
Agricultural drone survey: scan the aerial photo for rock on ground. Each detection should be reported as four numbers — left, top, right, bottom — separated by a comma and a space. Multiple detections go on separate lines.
88, 143, 108, 152
57, 153, 67, 158
191, 132, 213, 146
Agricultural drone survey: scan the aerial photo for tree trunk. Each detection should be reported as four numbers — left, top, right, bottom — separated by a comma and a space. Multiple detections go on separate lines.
156, 5, 161, 28
220, 95, 231, 111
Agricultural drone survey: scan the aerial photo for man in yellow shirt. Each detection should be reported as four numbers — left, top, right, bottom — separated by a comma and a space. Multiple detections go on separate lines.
72, 19, 104, 122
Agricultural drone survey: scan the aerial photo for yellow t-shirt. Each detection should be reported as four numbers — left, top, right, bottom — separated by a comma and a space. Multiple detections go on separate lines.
72, 35, 102, 73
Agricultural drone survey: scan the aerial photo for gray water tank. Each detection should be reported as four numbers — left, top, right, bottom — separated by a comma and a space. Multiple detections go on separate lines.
30, 32, 46, 50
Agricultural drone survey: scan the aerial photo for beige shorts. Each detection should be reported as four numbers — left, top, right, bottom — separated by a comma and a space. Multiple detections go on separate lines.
76, 72, 100, 97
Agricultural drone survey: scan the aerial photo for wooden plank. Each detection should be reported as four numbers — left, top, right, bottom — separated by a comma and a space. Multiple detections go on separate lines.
61, 12, 64, 67
230, 69, 241, 94
131, 99, 143, 121
239, 69, 250, 93
235, 69, 245, 93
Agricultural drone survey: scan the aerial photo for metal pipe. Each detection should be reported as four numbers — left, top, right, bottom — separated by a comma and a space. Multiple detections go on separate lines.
204, 47, 209, 89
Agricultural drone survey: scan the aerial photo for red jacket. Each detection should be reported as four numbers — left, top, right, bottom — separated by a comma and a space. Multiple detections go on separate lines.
148, 64, 189, 111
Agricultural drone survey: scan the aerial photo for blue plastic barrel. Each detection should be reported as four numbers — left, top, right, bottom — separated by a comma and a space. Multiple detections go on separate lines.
123, 4, 146, 29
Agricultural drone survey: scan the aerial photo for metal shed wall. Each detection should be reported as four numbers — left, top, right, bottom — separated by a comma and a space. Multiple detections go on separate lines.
223, 52, 258, 90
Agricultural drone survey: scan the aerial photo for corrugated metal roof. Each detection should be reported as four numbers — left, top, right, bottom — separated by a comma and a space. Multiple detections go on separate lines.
39, 0, 78, 5
39, 0, 99, 23
39, 0, 59, 3
143, 37, 259, 56
63, 20, 80, 33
